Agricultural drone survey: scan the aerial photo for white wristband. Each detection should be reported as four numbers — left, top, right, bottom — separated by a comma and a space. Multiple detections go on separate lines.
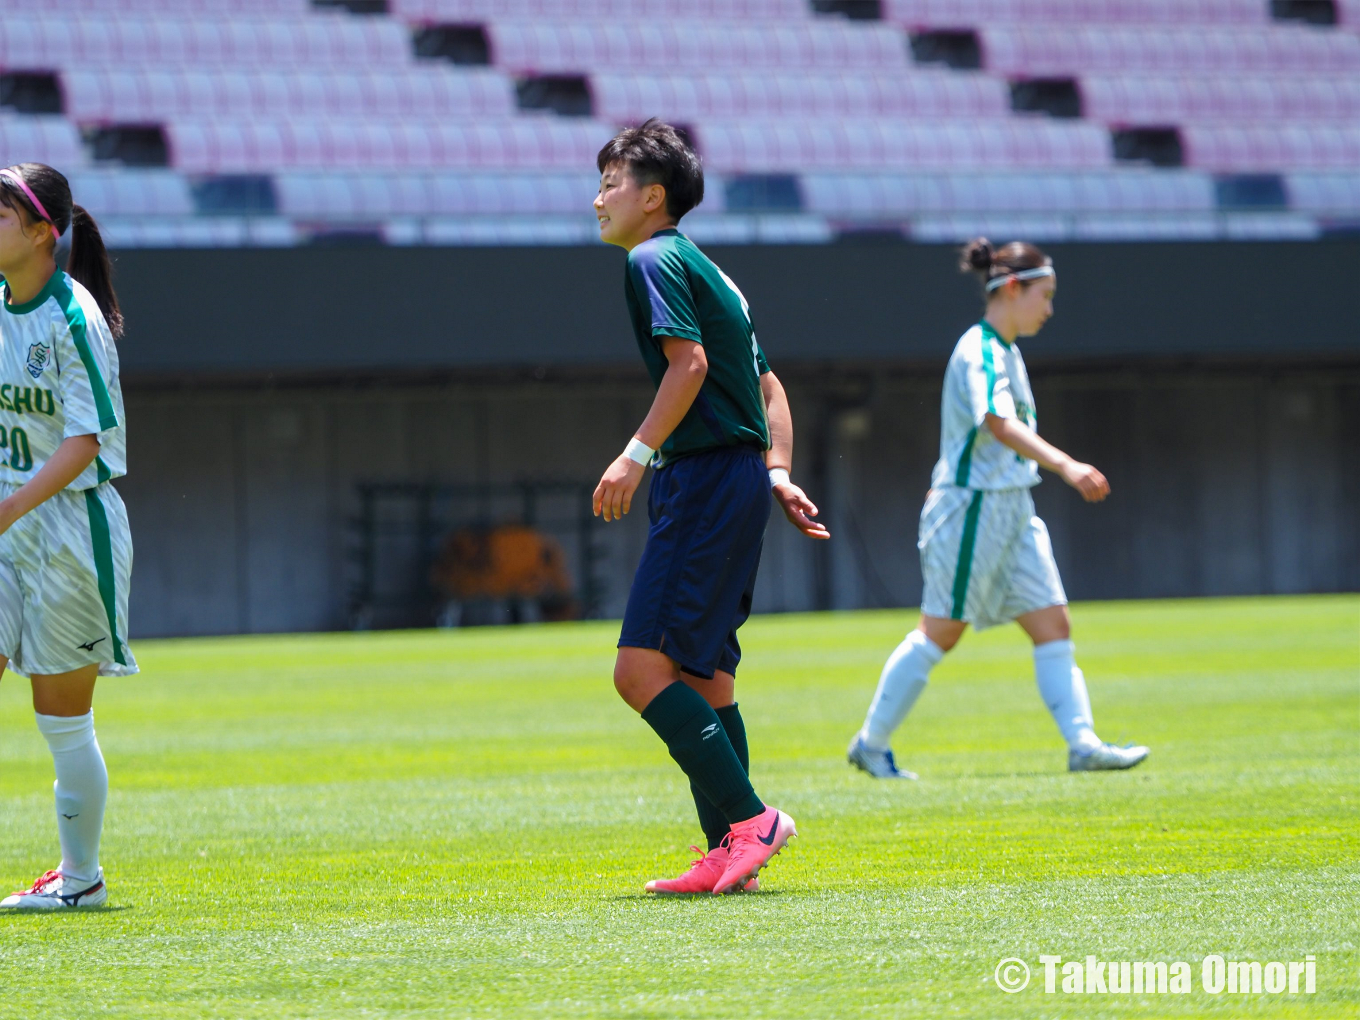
623, 437, 654, 466
768, 467, 790, 488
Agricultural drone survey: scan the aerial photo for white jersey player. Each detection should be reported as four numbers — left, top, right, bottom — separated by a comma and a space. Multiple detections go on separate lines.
0, 163, 135, 910
848, 238, 1148, 778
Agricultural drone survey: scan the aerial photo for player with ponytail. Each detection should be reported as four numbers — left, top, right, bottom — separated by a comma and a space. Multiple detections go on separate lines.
847, 238, 1149, 778
0, 162, 135, 909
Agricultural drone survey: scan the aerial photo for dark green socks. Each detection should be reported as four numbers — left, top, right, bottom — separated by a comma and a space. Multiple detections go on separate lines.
641, 683, 764, 832
691, 703, 750, 850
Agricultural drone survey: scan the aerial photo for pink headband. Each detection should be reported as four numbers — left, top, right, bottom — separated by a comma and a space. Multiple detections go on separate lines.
0, 168, 60, 239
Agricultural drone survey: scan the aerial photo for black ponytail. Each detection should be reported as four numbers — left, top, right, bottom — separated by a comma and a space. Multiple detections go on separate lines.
67, 204, 122, 339
959, 236, 1051, 296
0, 162, 122, 338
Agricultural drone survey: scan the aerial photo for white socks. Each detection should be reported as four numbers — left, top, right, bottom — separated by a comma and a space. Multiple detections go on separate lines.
860, 630, 944, 751
1032, 640, 1100, 752
35, 711, 107, 882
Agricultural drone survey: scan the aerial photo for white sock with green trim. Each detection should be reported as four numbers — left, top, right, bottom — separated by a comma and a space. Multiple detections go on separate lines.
35, 711, 107, 882
860, 630, 944, 751
1033, 640, 1100, 752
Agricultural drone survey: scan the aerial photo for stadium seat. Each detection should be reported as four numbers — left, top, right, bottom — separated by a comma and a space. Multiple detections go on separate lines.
393, 0, 809, 18
0, 114, 87, 168
66, 169, 194, 217
885, 0, 1268, 26
980, 25, 1360, 76
1182, 125, 1360, 171
590, 70, 1009, 120
3, 0, 1354, 243
696, 119, 1111, 173
802, 170, 1214, 216
485, 21, 910, 74
0, 15, 412, 68
62, 68, 517, 121
1081, 74, 1360, 124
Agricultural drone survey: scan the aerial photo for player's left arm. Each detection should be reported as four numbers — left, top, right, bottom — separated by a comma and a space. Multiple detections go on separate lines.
0, 433, 100, 535
762, 371, 829, 540
593, 336, 707, 523
984, 413, 1109, 503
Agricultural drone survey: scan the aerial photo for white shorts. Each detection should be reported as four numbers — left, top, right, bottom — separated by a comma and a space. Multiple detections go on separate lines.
0, 482, 137, 678
919, 485, 1066, 631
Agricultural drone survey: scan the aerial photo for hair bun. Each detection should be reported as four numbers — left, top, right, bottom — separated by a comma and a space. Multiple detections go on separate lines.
959, 237, 995, 275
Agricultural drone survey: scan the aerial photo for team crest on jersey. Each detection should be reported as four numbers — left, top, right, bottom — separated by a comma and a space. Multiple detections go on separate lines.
25, 343, 51, 379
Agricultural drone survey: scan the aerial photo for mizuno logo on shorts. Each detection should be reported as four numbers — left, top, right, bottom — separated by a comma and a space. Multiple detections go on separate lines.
76, 638, 105, 651
700, 723, 720, 740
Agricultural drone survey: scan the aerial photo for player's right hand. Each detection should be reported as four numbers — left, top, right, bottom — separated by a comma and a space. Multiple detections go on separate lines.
1062, 461, 1109, 502
593, 455, 646, 522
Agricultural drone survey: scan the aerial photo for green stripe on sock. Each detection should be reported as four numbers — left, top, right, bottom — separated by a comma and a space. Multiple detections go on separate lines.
84, 488, 126, 666
950, 490, 985, 621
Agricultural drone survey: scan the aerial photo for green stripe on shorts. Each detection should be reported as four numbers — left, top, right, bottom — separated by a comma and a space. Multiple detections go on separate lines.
950, 490, 985, 620
84, 488, 126, 666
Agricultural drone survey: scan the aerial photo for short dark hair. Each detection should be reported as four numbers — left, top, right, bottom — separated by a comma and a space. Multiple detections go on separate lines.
596, 118, 704, 222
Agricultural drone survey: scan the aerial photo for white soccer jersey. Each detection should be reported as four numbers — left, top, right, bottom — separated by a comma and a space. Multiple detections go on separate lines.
0, 271, 126, 490
929, 321, 1039, 491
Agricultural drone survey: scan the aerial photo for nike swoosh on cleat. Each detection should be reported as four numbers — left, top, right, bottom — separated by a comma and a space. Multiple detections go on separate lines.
757, 815, 780, 846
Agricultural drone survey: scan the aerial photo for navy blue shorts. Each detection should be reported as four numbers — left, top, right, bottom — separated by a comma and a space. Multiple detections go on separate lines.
618, 445, 770, 680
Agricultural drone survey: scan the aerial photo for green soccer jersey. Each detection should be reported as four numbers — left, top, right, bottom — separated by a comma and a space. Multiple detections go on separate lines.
624, 229, 770, 465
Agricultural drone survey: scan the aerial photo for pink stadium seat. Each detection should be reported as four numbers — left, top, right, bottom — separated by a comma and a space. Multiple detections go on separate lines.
486, 21, 909, 73
1081, 74, 1360, 124
0, 115, 87, 168
165, 119, 614, 173
60, 68, 516, 122
3, 0, 309, 11
1182, 124, 1360, 171
0, 15, 412, 68
590, 71, 1009, 120
981, 25, 1360, 76
885, 0, 1266, 26
695, 119, 1109, 172
392, 0, 809, 21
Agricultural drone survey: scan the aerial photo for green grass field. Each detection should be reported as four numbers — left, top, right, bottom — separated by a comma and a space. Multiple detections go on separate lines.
0, 595, 1355, 1019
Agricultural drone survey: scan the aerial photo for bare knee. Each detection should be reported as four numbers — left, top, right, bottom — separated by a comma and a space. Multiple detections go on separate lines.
1017, 604, 1071, 645
919, 615, 966, 653
613, 647, 677, 714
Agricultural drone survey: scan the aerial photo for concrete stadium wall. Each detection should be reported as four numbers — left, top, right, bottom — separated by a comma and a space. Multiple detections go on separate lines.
110, 240, 1359, 376
117, 362, 1359, 637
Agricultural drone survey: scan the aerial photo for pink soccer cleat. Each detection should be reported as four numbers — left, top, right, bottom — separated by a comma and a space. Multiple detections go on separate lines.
645, 843, 758, 895
712, 806, 796, 895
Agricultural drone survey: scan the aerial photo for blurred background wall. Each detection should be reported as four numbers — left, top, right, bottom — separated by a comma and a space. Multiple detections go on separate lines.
113, 242, 1358, 636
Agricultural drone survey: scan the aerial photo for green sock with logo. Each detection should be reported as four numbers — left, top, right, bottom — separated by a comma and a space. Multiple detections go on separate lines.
691, 703, 750, 850
641, 683, 764, 828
